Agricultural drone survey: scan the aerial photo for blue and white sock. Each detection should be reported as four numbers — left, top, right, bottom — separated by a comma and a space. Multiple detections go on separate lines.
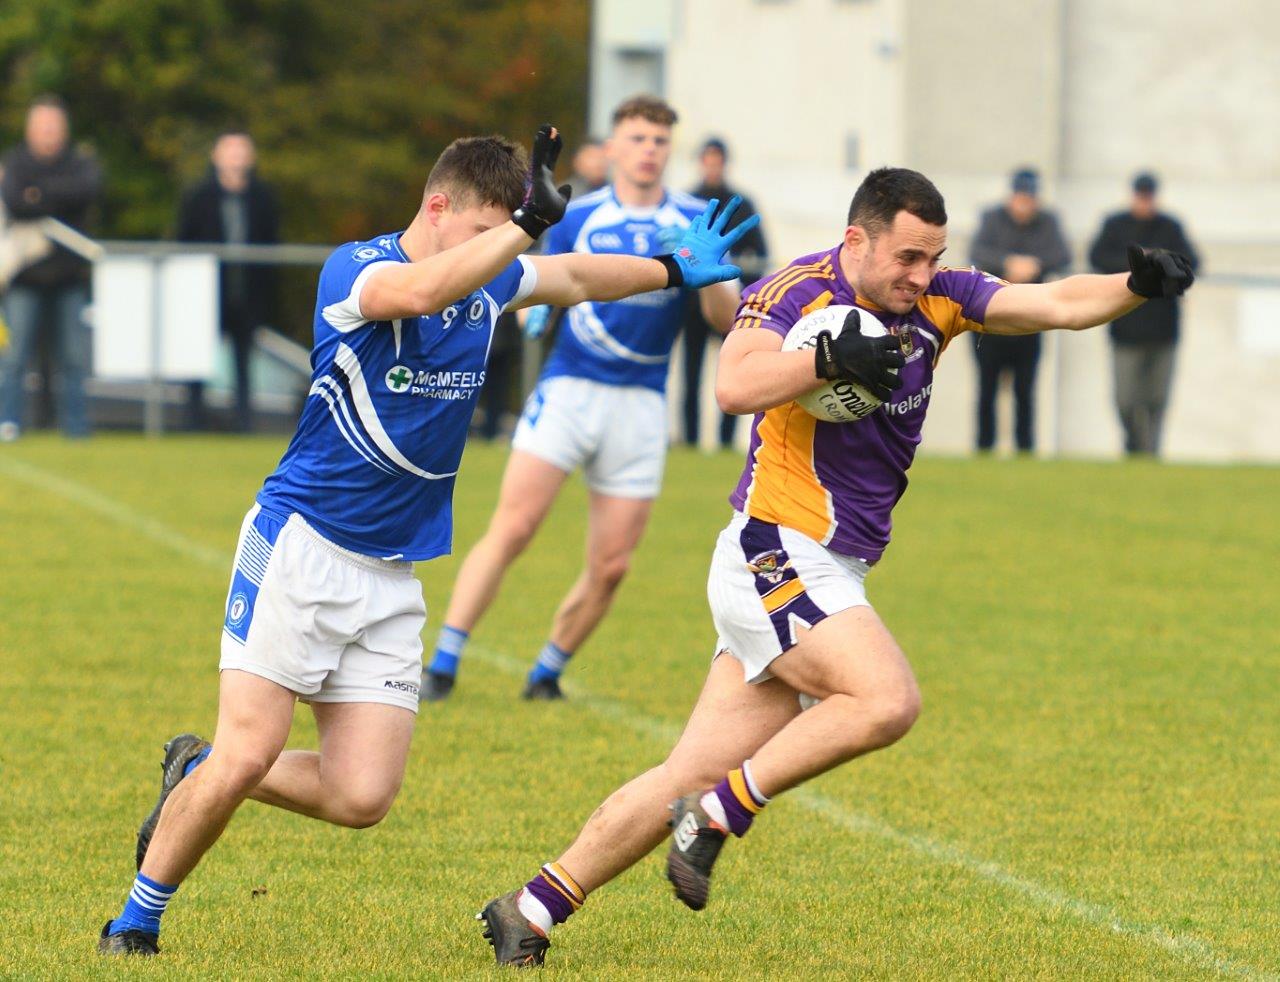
528, 641, 573, 683
428, 625, 469, 677
183, 744, 212, 777
109, 873, 178, 936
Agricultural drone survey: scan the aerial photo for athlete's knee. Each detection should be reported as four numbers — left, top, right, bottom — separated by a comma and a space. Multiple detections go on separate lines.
205, 747, 279, 797
329, 783, 400, 829
588, 552, 631, 592
859, 679, 921, 747
657, 755, 722, 795
488, 507, 541, 557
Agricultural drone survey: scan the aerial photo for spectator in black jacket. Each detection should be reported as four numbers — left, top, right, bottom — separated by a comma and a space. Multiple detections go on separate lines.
0, 95, 102, 441
177, 131, 279, 431
1088, 173, 1199, 456
969, 168, 1071, 454
681, 137, 768, 448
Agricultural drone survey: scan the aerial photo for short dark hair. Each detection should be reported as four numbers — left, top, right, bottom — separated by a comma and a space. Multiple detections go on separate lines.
612, 95, 678, 128
847, 167, 947, 237
425, 135, 528, 213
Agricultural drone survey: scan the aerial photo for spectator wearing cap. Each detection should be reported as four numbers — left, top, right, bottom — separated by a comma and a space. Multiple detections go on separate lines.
969, 167, 1071, 454
682, 137, 768, 448
1088, 173, 1199, 457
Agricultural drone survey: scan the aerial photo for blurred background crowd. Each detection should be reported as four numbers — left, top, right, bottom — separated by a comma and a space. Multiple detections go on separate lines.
1, 0, 1275, 462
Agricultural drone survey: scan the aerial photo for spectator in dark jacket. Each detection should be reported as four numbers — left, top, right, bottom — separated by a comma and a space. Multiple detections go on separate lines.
682, 137, 768, 448
177, 130, 279, 431
1088, 173, 1199, 456
969, 168, 1071, 454
0, 95, 102, 441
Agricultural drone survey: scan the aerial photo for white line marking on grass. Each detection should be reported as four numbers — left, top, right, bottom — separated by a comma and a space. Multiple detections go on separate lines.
6, 457, 1268, 980
466, 644, 1274, 981
0, 455, 230, 570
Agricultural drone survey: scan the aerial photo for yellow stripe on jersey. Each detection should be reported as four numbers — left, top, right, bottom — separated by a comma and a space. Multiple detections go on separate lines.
915, 294, 969, 353
733, 258, 835, 332
742, 404, 834, 544
761, 577, 805, 615
799, 290, 834, 317
735, 261, 825, 330
728, 768, 764, 814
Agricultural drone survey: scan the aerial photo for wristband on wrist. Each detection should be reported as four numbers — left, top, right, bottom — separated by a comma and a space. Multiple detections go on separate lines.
653, 253, 684, 289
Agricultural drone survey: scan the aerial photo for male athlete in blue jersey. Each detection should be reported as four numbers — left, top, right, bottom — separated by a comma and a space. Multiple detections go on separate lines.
97, 125, 758, 957
426, 97, 743, 701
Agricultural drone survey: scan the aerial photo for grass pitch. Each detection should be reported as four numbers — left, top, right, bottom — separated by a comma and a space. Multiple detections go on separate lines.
1, 434, 1278, 979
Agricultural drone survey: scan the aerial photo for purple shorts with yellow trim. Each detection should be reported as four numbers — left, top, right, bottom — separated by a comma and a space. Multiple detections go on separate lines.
706, 511, 872, 683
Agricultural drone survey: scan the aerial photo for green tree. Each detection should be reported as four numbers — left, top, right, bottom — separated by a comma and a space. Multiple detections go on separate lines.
0, 0, 590, 243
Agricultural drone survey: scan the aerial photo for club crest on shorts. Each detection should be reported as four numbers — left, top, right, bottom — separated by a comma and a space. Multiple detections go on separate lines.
227, 592, 249, 626
746, 549, 792, 585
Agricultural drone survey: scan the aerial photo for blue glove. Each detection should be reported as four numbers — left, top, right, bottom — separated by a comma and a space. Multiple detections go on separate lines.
522, 304, 552, 340
667, 196, 761, 289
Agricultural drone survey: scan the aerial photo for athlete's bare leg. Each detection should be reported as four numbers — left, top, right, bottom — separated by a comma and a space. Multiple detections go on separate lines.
548, 604, 917, 892
742, 605, 920, 796
547, 492, 652, 653
247, 700, 415, 828
553, 654, 799, 892
139, 670, 295, 885
441, 450, 569, 633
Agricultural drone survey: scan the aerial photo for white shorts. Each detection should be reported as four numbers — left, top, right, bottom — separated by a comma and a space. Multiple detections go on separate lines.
512, 376, 667, 498
707, 511, 872, 684
219, 505, 425, 712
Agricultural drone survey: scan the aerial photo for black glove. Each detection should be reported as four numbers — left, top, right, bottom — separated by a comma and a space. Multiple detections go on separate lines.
814, 309, 905, 402
512, 124, 573, 240
1126, 243, 1195, 299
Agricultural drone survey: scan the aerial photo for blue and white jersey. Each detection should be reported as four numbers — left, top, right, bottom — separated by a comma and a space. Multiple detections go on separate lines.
539, 186, 707, 392
257, 232, 536, 562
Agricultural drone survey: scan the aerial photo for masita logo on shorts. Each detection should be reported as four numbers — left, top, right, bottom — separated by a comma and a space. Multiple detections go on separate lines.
227, 592, 249, 626
384, 679, 419, 695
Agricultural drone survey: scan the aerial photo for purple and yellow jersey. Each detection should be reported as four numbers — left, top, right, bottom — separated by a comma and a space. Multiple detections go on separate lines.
728, 245, 1006, 562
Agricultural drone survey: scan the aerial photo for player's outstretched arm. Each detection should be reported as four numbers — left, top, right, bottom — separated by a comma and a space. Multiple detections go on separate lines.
516, 197, 760, 310
983, 244, 1195, 335
361, 222, 534, 320
361, 125, 571, 321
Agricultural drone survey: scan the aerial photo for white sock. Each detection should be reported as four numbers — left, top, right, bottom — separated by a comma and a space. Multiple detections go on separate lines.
699, 789, 729, 829
742, 759, 771, 804
516, 887, 553, 935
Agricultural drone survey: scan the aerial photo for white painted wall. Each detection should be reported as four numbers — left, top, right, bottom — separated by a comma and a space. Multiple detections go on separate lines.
594, 0, 1280, 461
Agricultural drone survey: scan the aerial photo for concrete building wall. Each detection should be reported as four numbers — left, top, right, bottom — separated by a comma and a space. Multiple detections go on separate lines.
592, 0, 1280, 462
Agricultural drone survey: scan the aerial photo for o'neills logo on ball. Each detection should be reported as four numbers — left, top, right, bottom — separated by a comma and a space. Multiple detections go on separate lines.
817, 379, 877, 421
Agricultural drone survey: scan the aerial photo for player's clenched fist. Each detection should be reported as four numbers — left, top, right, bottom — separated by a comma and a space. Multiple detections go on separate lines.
1125, 243, 1195, 299
814, 308, 905, 401
512, 124, 573, 240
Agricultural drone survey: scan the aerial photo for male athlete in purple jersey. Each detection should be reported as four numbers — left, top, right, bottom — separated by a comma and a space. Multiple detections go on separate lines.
477, 167, 1194, 967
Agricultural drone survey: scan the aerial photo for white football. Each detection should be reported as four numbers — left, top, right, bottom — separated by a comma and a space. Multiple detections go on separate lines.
781, 304, 894, 422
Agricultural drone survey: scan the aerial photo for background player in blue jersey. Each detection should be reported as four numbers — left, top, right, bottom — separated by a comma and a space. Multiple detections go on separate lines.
97, 125, 758, 957
425, 97, 744, 701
